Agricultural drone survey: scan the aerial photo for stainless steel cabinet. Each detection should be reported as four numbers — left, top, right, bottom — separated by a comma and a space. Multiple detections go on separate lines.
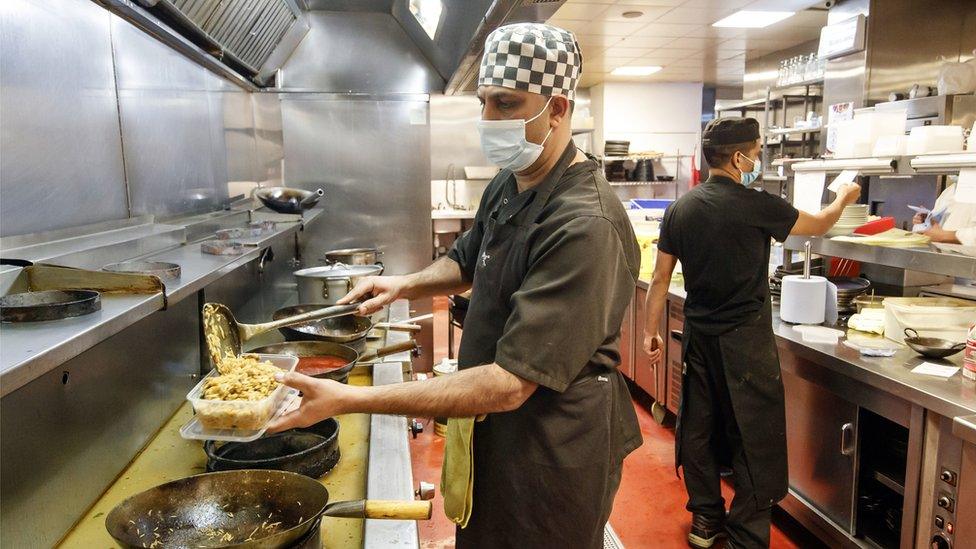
782, 369, 858, 533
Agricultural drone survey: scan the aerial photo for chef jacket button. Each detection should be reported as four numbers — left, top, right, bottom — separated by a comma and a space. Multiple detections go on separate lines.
503, 198, 509, 204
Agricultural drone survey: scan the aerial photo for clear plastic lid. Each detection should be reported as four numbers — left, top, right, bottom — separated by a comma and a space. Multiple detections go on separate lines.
181, 354, 299, 442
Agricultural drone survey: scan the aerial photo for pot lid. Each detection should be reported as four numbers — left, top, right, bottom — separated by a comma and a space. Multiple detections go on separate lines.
325, 247, 379, 255
294, 264, 382, 278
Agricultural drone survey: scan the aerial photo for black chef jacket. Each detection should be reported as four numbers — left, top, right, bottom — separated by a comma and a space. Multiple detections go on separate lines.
658, 175, 798, 335
447, 142, 642, 548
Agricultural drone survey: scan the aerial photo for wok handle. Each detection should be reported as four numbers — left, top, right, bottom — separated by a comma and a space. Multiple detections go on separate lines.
375, 322, 422, 332
904, 328, 919, 339
360, 340, 419, 362
323, 500, 432, 520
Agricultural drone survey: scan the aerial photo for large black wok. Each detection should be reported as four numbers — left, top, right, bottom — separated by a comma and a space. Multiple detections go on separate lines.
248, 339, 419, 383
105, 470, 431, 549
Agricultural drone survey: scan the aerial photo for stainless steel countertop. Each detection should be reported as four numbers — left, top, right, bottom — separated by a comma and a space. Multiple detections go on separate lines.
0, 208, 323, 397
659, 283, 976, 419
365, 299, 422, 549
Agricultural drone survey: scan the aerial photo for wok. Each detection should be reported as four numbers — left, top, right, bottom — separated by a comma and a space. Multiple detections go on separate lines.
205, 418, 340, 478
248, 340, 419, 383
903, 328, 966, 359
273, 304, 422, 348
0, 289, 101, 322
255, 187, 323, 214
104, 470, 431, 549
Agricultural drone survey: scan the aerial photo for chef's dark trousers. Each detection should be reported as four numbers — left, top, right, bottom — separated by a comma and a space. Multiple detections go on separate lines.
680, 332, 772, 549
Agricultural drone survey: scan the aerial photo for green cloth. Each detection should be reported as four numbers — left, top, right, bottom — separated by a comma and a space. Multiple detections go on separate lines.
441, 416, 480, 528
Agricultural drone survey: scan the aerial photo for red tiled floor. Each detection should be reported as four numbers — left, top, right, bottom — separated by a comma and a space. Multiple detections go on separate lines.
411, 297, 823, 548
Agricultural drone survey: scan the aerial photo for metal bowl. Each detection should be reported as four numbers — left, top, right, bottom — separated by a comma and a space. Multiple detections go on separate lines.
255, 187, 323, 214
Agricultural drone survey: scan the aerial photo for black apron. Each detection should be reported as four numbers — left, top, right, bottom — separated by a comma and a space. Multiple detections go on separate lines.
675, 298, 789, 508
455, 143, 623, 549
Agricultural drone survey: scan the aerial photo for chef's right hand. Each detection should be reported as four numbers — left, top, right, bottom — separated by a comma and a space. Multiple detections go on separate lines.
643, 332, 664, 366
837, 182, 861, 205
338, 275, 408, 315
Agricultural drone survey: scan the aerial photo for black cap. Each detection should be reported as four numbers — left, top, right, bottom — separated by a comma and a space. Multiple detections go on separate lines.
702, 117, 760, 146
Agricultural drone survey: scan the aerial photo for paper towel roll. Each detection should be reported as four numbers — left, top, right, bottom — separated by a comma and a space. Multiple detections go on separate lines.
781, 275, 827, 324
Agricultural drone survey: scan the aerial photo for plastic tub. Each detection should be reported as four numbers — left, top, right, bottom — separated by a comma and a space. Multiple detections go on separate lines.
183, 354, 299, 440
883, 297, 976, 344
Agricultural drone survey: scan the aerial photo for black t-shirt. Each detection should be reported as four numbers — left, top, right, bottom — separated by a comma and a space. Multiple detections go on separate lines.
658, 175, 799, 335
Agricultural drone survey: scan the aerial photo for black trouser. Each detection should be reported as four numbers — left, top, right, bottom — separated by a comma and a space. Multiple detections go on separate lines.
680, 331, 772, 548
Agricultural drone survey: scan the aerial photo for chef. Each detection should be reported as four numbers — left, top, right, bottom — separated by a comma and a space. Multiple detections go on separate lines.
641, 117, 860, 548
912, 178, 976, 247
269, 23, 642, 548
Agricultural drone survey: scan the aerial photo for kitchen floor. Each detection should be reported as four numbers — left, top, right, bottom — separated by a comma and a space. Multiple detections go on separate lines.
410, 297, 826, 548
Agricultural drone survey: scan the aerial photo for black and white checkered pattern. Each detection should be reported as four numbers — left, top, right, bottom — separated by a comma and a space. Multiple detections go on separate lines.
478, 23, 582, 101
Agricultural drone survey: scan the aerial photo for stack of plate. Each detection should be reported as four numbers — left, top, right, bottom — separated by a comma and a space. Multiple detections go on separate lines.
828, 276, 872, 315
825, 204, 869, 237
604, 140, 630, 156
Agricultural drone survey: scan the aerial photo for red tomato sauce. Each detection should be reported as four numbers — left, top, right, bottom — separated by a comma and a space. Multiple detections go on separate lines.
297, 355, 349, 376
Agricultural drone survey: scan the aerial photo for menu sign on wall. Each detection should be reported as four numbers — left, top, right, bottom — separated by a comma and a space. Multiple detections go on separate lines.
818, 14, 866, 60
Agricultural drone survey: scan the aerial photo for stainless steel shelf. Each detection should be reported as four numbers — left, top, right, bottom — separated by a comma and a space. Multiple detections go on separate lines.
784, 235, 976, 279
767, 126, 823, 136
792, 157, 903, 175
609, 180, 675, 187
601, 154, 664, 162
909, 152, 976, 174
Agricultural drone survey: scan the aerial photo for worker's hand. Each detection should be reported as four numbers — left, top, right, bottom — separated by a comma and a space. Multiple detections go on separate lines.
923, 219, 957, 243
337, 275, 408, 315
837, 182, 861, 205
266, 372, 353, 433
643, 332, 664, 366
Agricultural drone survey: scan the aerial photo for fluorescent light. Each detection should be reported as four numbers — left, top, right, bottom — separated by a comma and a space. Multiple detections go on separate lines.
611, 66, 662, 76
712, 10, 795, 28
409, 0, 443, 39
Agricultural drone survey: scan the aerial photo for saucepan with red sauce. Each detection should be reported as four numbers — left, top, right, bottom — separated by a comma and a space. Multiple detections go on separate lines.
248, 340, 419, 383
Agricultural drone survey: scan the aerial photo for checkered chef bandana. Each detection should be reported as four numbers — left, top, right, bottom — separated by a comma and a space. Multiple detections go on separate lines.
478, 23, 582, 101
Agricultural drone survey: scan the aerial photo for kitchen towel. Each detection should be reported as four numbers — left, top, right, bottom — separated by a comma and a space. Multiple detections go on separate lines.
441, 415, 486, 528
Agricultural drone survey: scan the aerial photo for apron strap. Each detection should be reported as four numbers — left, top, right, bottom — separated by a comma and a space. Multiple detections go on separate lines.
526, 140, 581, 220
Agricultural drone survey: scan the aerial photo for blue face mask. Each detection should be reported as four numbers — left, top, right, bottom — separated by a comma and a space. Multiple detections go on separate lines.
477, 98, 553, 173
737, 152, 761, 187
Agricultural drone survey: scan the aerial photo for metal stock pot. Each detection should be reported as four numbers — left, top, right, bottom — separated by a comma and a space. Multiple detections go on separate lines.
294, 264, 383, 305
324, 247, 383, 267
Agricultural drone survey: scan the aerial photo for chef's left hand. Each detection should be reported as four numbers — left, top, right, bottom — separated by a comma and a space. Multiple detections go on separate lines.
643, 332, 664, 365
267, 372, 351, 433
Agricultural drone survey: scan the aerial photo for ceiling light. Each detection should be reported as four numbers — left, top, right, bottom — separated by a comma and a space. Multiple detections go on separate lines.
712, 10, 795, 28
409, 0, 443, 39
621, 11, 644, 19
611, 66, 662, 76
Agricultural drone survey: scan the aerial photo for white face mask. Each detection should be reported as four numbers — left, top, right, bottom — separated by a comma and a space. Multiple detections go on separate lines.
477, 97, 554, 173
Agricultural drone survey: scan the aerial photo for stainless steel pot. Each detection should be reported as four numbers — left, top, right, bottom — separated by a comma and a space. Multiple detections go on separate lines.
294, 264, 383, 305
324, 247, 383, 267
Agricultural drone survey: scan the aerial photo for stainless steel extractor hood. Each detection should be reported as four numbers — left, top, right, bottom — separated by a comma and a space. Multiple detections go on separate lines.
437, 0, 566, 95
111, 0, 310, 86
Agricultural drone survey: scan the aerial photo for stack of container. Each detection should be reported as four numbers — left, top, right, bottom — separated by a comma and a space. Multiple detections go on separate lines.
965, 322, 976, 381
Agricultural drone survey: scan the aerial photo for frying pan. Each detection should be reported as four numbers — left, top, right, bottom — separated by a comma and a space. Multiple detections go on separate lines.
0, 289, 101, 322
248, 340, 419, 383
104, 470, 431, 549
903, 328, 966, 359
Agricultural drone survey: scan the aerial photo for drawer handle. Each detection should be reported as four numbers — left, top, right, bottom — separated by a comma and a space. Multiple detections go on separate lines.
841, 422, 855, 456
670, 330, 683, 342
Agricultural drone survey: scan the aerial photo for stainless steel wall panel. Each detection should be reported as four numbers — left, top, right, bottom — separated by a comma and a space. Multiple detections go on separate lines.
112, 15, 230, 217
252, 92, 284, 185
280, 96, 431, 276
0, 297, 200, 549
279, 12, 443, 93
0, 0, 129, 237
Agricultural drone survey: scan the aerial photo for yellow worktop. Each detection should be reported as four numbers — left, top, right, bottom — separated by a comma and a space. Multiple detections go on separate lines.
58, 369, 373, 549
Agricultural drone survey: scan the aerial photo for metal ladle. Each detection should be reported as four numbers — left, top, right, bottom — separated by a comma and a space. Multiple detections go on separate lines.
203, 302, 361, 368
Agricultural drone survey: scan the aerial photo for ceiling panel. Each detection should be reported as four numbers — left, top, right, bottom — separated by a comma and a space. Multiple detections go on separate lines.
546, 2, 828, 87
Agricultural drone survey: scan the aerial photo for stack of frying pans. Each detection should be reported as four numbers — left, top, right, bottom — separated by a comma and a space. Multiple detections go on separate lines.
829, 276, 872, 315
604, 140, 630, 156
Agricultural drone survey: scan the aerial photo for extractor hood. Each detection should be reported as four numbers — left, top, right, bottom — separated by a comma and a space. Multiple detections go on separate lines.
123, 0, 310, 86
296, 0, 565, 94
